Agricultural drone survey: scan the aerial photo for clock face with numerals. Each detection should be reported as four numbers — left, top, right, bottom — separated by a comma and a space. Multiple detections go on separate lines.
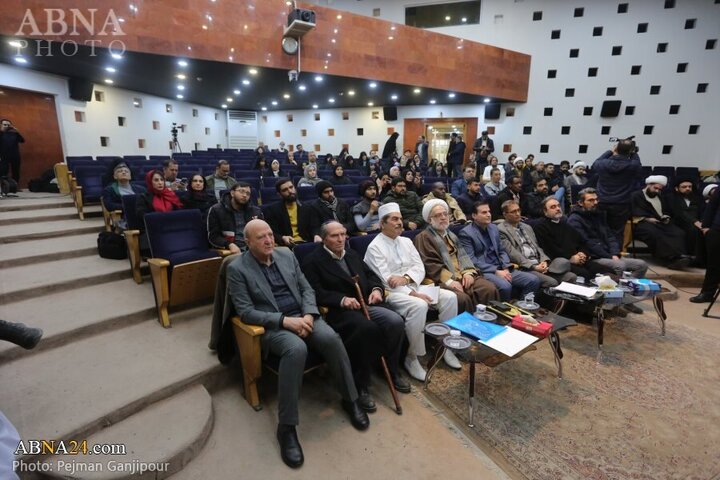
281, 36, 298, 55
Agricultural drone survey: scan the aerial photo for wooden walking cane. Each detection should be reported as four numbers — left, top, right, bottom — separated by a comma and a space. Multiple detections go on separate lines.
351, 275, 402, 415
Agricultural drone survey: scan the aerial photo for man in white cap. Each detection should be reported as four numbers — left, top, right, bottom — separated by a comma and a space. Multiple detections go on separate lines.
364, 202, 458, 381
703, 184, 718, 202
415, 199, 500, 314
631, 175, 691, 269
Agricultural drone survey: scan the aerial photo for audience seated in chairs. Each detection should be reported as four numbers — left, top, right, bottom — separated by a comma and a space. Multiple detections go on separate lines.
564, 162, 588, 201
302, 221, 411, 412
450, 166, 476, 198
482, 168, 505, 197
101, 162, 146, 214
668, 178, 705, 265
264, 178, 312, 247
352, 180, 381, 233
497, 200, 576, 288
305, 181, 357, 238
382, 177, 425, 230
523, 177, 565, 219
162, 159, 186, 192
207, 181, 263, 254
459, 201, 541, 302
329, 164, 352, 185
297, 164, 321, 188
481, 156, 504, 183
268, 159, 283, 179
422, 182, 467, 224
182, 174, 217, 221
457, 178, 486, 217
630, 176, 691, 270
492, 175, 524, 220
414, 199, 499, 313
690, 187, 720, 303
226, 220, 369, 468
136, 169, 183, 220
364, 203, 459, 382
205, 160, 236, 200
403, 170, 419, 194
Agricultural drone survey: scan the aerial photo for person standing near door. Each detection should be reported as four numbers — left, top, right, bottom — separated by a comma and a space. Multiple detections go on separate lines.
0, 119, 25, 183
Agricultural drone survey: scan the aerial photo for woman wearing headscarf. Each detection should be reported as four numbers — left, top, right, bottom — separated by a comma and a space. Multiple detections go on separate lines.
381, 132, 399, 160
268, 159, 283, 178
181, 173, 217, 221
136, 169, 183, 220
297, 164, 322, 188
330, 164, 352, 185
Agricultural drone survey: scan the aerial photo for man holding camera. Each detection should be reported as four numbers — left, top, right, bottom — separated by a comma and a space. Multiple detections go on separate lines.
593, 138, 642, 248
0, 118, 25, 183
631, 176, 691, 270
473, 130, 494, 172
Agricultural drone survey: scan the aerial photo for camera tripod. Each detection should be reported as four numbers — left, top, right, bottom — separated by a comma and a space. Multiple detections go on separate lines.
170, 136, 183, 154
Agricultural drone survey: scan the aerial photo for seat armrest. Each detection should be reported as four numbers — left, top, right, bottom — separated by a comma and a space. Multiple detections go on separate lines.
147, 258, 171, 268
215, 249, 233, 257
231, 316, 265, 336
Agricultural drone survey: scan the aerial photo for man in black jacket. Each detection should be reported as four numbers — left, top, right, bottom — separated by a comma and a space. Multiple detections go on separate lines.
306, 181, 357, 238
522, 177, 550, 219
631, 176, 690, 269
457, 178, 485, 216
492, 175, 524, 220
264, 178, 312, 246
207, 181, 263, 253
302, 221, 410, 409
668, 178, 704, 261
0, 118, 24, 183
473, 130, 494, 172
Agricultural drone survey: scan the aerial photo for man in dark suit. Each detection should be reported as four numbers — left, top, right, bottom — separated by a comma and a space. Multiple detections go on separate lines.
302, 221, 410, 409
264, 178, 312, 246
458, 201, 541, 301
227, 220, 369, 468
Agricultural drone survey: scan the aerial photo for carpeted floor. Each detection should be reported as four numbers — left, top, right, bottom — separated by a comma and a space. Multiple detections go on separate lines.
424, 311, 720, 480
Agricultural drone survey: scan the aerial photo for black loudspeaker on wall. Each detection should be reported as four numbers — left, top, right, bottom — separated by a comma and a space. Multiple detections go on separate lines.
68, 77, 94, 102
383, 106, 398, 121
600, 100, 622, 118
484, 103, 501, 120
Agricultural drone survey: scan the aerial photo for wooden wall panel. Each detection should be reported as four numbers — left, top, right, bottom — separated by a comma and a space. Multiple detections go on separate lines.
0, 1, 529, 101
0, 86, 63, 188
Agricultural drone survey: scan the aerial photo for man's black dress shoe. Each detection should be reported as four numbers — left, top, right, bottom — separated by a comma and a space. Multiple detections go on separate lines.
690, 291, 715, 303
277, 424, 304, 468
357, 388, 377, 413
392, 375, 411, 394
341, 400, 370, 430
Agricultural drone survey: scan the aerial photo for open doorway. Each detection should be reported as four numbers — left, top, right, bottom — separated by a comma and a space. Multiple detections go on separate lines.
425, 122, 466, 164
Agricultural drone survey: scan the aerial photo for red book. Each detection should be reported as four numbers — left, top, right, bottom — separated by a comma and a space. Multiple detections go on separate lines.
510, 315, 553, 338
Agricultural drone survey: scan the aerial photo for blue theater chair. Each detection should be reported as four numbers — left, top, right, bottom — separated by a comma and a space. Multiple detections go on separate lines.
71, 166, 105, 220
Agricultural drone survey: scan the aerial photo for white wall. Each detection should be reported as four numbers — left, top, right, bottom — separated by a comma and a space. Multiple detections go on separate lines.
303, 0, 720, 170
0, 64, 227, 158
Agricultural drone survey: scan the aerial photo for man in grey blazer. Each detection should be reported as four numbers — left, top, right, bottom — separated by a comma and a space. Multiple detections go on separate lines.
227, 220, 368, 469
496, 200, 576, 288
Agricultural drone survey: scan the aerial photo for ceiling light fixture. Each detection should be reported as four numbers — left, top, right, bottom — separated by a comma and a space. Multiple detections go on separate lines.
178, 60, 188, 67
176, 94, 184, 99
445, 16, 451, 21
312, 104, 319, 109
176, 74, 186, 80
104, 78, 113, 84
233, 89, 241, 95
367, 102, 374, 106
105, 67, 116, 73
461, 17, 467, 22
261, 106, 267, 111
221, 104, 228, 108
413, 88, 421, 94
429, 99, 436, 104
283, 93, 290, 99
298, 85, 306, 91
242, 79, 250, 85
483, 98, 491, 103
391, 94, 398, 100
329, 98, 335, 103
314, 76, 323, 82
388, 36, 394, 40
202, 25, 208, 30
111, 53, 123, 60
14, 56, 27, 64
448, 93, 456, 98
333, 29, 338, 34
369, 82, 377, 88
348, 90, 355, 96
226, 97, 233, 102
177, 85, 185, 90
271, 100, 278, 105
336, 14, 342, 19
8, 40, 24, 48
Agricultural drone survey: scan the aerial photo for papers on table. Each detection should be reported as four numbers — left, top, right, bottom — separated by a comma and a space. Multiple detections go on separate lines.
418, 285, 440, 304
444, 312, 538, 357
554, 281, 598, 298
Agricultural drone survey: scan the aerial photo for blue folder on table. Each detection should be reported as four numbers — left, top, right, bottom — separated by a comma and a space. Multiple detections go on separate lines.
444, 312, 505, 342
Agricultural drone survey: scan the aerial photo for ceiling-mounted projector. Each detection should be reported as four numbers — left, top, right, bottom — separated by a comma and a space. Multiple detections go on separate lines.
285, 8, 316, 37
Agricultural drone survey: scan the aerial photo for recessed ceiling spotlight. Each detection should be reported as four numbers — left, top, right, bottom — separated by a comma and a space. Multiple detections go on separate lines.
226, 97, 233, 102
178, 60, 188, 67
391, 94, 398, 100
388, 36, 394, 40
336, 14, 342, 19
445, 16, 451, 21
348, 90, 355, 96
177, 85, 185, 90
176, 74, 186, 80
333, 29, 338, 34
105, 67, 116, 73
8, 40, 24, 48
367, 102, 374, 106
233, 89, 241, 95
118, 18, 126, 23
271, 100, 278, 105
312, 104, 319, 109
369, 82, 377, 88
228, 56, 234, 61
298, 85, 306, 91
324, 65, 328, 70
327, 53, 332, 57
242, 79, 250, 85
202, 25, 208, 30
429, 99, 436, 104
461, 17, 467, 22
104, 78, 113, 84
111, 53, 123, 60
483, 98, 491, 103
391, 26, 396, 31
314, 76, 323, 82
331, 39, 336, 43
176, 94, 184, 99
448, 93, 456, 98
14, 56, 27, 64
329, 98, 335, 103
457, 46, 463, 49
261, 106, 267, 111
249, 68, 258, 75
413, 88, 421, 94
221, 104, 228, 108
283, 93, 290, 99
286, 1, 292, 5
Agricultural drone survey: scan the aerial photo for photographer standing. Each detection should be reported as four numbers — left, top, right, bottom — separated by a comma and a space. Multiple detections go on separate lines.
593, 138, 642, 247
0, 119, 25, 183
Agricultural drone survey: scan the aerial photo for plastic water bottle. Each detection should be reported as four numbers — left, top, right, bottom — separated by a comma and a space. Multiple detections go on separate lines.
524, 293, 535, 305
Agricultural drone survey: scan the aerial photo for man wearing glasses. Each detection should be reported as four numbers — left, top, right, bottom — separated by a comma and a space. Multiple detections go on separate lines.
0, 119, 25, 183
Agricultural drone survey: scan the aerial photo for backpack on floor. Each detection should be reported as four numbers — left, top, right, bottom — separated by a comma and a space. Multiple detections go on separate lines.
0, 177, 17, 195
97, 231, 128, 260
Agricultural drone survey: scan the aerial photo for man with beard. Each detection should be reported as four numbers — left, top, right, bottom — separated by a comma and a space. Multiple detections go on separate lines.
458, 178, 485, 216
0, 118, 24, 183
473, 130, 495, 172
264, 178, 312, 246
306, 181, 357, 238
302, 221, 411, 411
415, 199, 499, 315
690, 188, 720, 303
492, 175, 524, 220
352, 180, 381, 233
631, 176, 691, 269
364, 203, 458, 381
205, 160, 237, 200
668, 178, 705, 263
422, 182, 467, 224
564, 161, 589, 202
382, 177, 425, 230
207, 181, 264, 253
522, 178, 551, 219
567, 188, 648, 288
459, 201, 541, 301
559, 161, 571, 178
